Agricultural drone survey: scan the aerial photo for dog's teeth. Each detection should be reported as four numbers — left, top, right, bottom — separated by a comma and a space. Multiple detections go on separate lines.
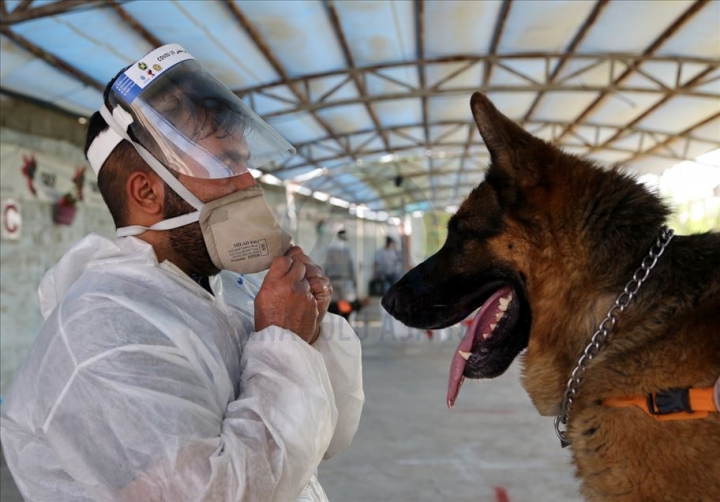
499, 298, 510, 311
490, 323, 496, 331
458, 350, 471, 361
495, 311, 504, 321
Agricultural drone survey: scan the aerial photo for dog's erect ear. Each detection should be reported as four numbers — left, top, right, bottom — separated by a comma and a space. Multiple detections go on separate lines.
471, 92, 550, 186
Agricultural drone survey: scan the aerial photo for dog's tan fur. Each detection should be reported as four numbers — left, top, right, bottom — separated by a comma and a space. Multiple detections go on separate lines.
384, 92, 720, 501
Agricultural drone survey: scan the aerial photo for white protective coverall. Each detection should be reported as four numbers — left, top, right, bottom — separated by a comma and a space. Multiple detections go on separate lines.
0, 233, 364, 502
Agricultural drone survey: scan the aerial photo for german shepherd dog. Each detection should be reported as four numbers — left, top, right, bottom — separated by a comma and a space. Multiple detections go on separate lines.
382, 92, 720, 501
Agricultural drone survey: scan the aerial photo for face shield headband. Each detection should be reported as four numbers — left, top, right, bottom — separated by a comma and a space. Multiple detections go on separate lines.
98, 104, 205, 236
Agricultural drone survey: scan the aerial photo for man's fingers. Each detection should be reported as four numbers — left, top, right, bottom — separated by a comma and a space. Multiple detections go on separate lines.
265, 255, 308, 283
303, 262, 323, 279
288, 252, 325, 278
292, 278, 313, 294
284, 247, 325, 278
285, 258, 307, 282
265, 255, 293, 279
284, 246, 305, 258
308, 277, 332, 296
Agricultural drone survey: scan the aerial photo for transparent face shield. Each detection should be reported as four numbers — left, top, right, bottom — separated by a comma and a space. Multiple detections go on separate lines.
105, 43, 294, 179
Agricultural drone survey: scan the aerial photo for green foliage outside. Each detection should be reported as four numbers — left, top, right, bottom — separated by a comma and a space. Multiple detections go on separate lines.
666, 199, 720, 234
422, 211, 451, 257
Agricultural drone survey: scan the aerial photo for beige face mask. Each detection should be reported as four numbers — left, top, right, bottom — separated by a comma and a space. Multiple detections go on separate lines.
199, 185, 292, 274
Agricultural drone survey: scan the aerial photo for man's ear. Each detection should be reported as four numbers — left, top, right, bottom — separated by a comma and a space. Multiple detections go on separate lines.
126, 171, 164, 218
471, 92, 554, 188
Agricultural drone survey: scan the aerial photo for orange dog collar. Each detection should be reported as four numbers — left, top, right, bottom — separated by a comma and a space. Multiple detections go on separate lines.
604, 387, 718, 421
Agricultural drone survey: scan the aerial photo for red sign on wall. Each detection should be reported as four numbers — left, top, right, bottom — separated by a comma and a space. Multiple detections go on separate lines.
2, 199, 22, 241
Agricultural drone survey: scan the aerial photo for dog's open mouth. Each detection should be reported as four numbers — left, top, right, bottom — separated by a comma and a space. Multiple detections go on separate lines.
447, 285, 522, 408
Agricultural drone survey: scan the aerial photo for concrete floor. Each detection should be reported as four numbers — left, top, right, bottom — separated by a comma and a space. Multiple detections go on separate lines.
319, 306, 582, 502
1, 301, 582, 501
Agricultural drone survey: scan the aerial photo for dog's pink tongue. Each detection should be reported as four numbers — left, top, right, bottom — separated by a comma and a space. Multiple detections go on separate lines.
447, 286, 512, 409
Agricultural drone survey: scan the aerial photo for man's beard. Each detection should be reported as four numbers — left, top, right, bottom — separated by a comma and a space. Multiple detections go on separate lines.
163, 187, 220, 277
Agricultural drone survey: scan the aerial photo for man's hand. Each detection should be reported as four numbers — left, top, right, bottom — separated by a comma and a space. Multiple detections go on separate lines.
255, 255, 318, 344
285, 246, 333, 343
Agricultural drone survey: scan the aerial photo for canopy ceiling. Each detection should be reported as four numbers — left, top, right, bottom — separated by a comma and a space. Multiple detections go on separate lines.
1, 0, 719, 215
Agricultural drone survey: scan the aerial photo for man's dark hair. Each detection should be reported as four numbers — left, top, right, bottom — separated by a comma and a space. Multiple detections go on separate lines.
386, 236, 395, 247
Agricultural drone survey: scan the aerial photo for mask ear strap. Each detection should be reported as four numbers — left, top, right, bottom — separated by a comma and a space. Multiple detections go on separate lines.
116, 212, 200, 237
99, 105, 204, 211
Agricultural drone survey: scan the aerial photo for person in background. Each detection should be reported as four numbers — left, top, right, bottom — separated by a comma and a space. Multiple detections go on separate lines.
373, 236, 402, 295
0, 43, 363, 502
323, 229, 357, 307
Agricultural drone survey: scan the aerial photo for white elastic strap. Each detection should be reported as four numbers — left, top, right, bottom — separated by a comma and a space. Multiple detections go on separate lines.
99, 104, 205, 237
86, 126, 124, 175
99, 105, 204, 210
116, 212, 200, 237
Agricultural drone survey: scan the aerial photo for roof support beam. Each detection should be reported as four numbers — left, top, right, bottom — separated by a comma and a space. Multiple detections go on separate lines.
589, 65, 719, 153
223, 0, 340, 143
319, 0, 402, 203
356, 182, 485, 207
0, 0, 103, 26
286, 118, 717, 155
624, 111, 720, 163
324, 0, 391, 153
482, 0, 512, 88
222, 0, 354, 199
279, 121, 718, 177
453, 126, 476, 199
522, 0, 609, 124
234, 52, 718, 119
1, 85, 88, 119
555, 0, 710, 142
285, 140, 692, 178
255, 81, 717, 119
415, 0, 436, 205
14, 0, 33, 13
223, 1, 397, 204
108, 0, 162, 48
415, 0, 429, 148
0, 27, 103, 91
234, 53, 718, 95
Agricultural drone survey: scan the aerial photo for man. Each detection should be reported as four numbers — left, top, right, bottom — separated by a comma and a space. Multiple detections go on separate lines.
373, 236, 402, 294
0, 44, 364, 502
323, 229, 356, 305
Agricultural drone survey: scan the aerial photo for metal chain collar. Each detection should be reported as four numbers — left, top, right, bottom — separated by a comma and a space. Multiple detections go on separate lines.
554, 225, 675, 448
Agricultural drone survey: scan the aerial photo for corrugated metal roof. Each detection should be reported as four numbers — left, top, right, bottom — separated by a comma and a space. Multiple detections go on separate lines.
1, 0, 718, 213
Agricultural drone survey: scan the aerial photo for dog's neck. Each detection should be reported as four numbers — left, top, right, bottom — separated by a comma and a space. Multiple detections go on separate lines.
519, 220, 673, 417
521, 284, 617, 416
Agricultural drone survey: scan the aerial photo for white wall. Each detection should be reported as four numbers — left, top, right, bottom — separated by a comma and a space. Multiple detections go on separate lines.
0, 128, 115, 396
